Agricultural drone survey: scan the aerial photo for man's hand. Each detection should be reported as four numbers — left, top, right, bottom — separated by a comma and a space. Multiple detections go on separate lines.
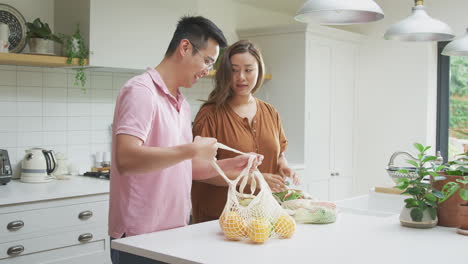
278, 165, 301, 185
263, 173, 287, 193
192, 136, 217, 160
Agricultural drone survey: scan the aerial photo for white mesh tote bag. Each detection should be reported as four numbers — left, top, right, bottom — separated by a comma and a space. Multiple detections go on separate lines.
210, 143, 296, 243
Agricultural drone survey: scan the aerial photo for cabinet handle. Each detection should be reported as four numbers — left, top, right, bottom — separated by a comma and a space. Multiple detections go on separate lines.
331, 172, 336, 176
78, 210, 93, 220
7, 220, 24, 231
336, 172, 340, 176
7, 245, 24, 256
78, 233, 93, 242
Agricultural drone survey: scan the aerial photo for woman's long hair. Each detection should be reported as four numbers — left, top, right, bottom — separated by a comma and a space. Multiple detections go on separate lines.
202, 40, 265, 110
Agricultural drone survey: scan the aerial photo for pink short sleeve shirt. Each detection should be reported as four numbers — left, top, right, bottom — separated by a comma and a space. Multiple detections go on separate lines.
109, 68, 193, 238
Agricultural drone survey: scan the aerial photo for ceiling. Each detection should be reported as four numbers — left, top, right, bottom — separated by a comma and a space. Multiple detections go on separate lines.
234, 0, 306, 15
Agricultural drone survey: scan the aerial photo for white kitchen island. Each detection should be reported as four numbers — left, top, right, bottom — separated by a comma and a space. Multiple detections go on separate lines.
111, 193, 467, 264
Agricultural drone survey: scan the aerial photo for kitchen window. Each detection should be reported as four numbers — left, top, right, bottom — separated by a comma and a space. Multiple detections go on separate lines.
436, 42, 468, 162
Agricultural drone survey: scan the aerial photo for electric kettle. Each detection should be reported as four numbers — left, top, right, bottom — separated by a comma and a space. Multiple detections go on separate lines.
21, 148, 57, 183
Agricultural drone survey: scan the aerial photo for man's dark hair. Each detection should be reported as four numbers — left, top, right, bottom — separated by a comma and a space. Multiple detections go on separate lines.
165, 16, 227, 57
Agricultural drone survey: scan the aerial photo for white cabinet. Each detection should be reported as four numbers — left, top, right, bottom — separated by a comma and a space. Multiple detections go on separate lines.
239, 24, 363, 201
0, 194, 110, 264
54, 0, 197, 70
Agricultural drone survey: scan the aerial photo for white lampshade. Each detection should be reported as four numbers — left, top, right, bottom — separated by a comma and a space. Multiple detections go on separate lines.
294, 0, 384, 25
384, 4, 454, 41
442, 29, 468, 56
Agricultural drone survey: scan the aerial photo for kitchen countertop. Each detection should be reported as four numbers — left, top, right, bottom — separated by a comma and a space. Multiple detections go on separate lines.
111, 200, 466, 264
0, 176, 109, 206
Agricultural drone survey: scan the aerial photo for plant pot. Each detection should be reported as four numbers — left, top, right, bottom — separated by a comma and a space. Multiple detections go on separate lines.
433, 174, 464, 227
28, 38, 50, 54
457, 204, 468, 236
399, 207, 437, 228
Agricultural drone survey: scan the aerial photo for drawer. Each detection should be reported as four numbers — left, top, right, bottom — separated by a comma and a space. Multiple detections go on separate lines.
0, 226, 108, 260
0, 201, 108, 240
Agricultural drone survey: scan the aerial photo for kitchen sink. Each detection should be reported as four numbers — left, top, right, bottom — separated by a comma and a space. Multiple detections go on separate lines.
335, 189, 407, 217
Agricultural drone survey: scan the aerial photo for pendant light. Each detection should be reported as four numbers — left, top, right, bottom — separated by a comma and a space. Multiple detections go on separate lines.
442, 28, 468, 56
384, 0, 454, 41
294, 0, 384, 25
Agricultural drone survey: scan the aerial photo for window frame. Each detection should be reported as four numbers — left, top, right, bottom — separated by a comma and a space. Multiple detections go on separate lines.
436, 41, 450, 162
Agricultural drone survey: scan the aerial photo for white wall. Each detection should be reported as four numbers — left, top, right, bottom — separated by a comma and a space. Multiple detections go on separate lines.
335, 0, 468, 193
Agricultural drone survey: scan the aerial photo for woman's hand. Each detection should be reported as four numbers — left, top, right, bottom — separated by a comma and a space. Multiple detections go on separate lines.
278, 165, 301, 185
262, 173, 287, 193
224, 153, 263, 174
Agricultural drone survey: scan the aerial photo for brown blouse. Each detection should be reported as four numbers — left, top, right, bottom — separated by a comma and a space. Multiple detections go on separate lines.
191, 98, 287, 223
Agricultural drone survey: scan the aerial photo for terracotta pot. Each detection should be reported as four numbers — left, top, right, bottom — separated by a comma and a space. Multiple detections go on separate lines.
433, 174, 464, 227
457, 204, 468, 236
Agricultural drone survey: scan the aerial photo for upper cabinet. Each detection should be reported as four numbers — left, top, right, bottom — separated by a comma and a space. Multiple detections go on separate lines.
54, 0, 198, 70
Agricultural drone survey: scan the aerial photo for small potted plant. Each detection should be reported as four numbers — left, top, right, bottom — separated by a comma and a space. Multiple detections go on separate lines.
26, 18, 62, 54
394, 143, 446, 228
58, 25, 89, 91
433, 151, 468, 227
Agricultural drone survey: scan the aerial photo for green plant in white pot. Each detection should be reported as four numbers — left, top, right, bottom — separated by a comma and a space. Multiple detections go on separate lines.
26, 18, 62, 54
394, 143, 446, 228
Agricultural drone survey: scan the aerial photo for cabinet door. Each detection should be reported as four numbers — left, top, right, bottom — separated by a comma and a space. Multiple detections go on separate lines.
330, 43, 357, 182
329, 177, 354, 201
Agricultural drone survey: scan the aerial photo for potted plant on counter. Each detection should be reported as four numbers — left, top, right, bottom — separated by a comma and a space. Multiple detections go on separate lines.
439, 175, 468, 235
26, 18, 62, 54
433, 151, 468, 227
394, 143, 446, 228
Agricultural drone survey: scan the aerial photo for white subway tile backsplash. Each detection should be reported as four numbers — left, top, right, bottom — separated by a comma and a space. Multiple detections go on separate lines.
0, 102, 17, 116
92, 74, 113, 89
44, 88, 67, 102
0, 132, 17, 148
17, 132, 43, 147
68, 103, 91, 116
91, 89, 113, 103
68, 88, 91, 102
44, 117, 67, 131
18, 117, 42, 132
44, 72, 68, 88
0, 66, 211, 171
18, 86, 42, 102
0, 70, 17, 86
44, 102, 67, 117
67, 131, 91, 145
0, 117, 17, 131
91, 116, 112, 130
92, 130, 111, 144
44, 131, 67, 146
0, 85, 16, 101
18, 71, 43, 87
92, 103, 113, 116
68, 116, 91, 130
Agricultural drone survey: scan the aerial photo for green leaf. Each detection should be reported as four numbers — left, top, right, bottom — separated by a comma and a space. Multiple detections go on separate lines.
408, 187, 421, 196
406, 160, 419, 167
428, 207, 437, 220
404, 198, 419, 208
435, 165, 446, 172
398, 169, 409, 174
432, 189, 445, 199
422, 156, 437, 163
396, 180, 409, 190
423, 146, 432, 152
425, 193, 437, 202
410, 208, 423, 222
414, 143, 424, 153
459, 189, 468, 201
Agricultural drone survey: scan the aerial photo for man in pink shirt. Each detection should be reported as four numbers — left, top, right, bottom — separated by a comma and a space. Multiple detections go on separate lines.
109, 16, 258, 264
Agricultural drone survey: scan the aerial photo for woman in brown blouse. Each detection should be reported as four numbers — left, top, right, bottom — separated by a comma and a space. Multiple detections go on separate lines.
191, 40, 300, 224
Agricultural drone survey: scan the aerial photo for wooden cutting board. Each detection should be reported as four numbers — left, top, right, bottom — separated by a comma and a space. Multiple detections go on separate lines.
374, 186, 406, 195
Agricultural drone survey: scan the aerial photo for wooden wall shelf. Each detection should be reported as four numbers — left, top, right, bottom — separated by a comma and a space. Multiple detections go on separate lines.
0, 53, 88, 68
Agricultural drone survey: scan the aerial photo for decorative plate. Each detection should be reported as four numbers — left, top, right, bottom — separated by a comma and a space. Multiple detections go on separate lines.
0, 4, 27, 53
